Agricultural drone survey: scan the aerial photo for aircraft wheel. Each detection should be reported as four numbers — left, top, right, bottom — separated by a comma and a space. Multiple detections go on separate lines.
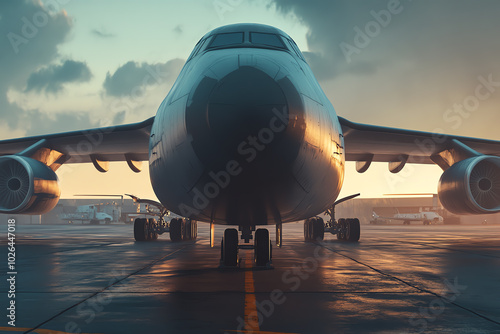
312, 217, 325, 241
170, 218, 182, 241
180, 219, 186, 240
184, 220, 192, 240
304, 220, 309, 241
304, 219, 313, 241
134, 218, 148, 241
347, 218, 360, 242
220, 239, 224, 262
345, 219, 352, 240
148, 218, 158, 241
192, 221, 198, 240
255, 228, 271, 266
223, 228, 238, 267
308, 218, 315, 241
337, 218, 346, 240
305, 218, 314, 241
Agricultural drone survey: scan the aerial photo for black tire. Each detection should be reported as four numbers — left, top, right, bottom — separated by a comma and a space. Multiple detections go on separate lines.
345, 218, 352, 240
312, 217, 324, 241
337, 218, 346, 240
347, 218, 360, 242
105, 218, 111, 224
220, 239, 224, 262
184, 220, 191, 240
304, 220, 309, 241
223, 229, 238, 266
148, 218, 158, 241
134, 218, 148, 241
170, 218, 182, 241
180, 219, 186, 240
306, 218, 315, 241
192, 221, 198, 240
255, 228, 270, 266
308, 218, 316, 241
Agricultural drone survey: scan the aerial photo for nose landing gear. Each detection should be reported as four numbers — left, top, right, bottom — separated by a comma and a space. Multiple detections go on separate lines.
220, 226, 273, 269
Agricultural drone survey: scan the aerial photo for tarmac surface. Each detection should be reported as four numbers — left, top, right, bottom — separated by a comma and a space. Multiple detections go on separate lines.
1, 222, 499, 334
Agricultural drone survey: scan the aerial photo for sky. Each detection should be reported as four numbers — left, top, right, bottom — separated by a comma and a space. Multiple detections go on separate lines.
1, 0, 500, 201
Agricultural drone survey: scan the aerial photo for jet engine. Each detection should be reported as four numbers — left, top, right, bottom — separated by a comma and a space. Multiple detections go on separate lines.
438, 155, 500, 215
0, 156, 60, 214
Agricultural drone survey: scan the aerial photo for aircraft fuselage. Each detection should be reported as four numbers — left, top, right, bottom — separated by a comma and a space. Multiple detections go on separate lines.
149, 24, 344, 226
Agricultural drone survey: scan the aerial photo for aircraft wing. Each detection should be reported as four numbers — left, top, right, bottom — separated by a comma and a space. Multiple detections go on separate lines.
0, 117, 154, 168
339, 116, 500, 171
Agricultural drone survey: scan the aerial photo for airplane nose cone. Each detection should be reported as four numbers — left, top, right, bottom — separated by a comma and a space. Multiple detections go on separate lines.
207, 66, 288, 152
182, 57, 308, 224
187, 62, 298, 168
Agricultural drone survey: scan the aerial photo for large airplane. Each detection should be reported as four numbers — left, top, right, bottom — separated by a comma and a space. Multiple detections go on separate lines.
1, 23, 500, 267
371, 211, 444, 225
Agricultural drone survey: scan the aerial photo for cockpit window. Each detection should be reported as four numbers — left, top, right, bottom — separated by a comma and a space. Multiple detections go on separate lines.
208, 32, 244, 48
283, 38, 306, 62
250, 32, 285, 49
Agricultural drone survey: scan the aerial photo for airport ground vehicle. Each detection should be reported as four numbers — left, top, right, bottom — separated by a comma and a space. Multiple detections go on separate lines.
60, 205, 113, 224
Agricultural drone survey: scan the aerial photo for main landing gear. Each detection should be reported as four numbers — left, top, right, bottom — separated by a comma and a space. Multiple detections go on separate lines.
304, 193, 362, 243
220, 226, 272, 268
134, 217, 198, 242
169, 218, 198, 241
304, 217, 325, 241
134, 218, 160, 241
303, 217, 360, 242
128, 194, 197, 242
335, 218, 360, 242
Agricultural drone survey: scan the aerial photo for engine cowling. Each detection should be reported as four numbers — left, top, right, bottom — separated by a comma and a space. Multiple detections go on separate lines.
0, 156, 60, 214
438, 155, 500, 215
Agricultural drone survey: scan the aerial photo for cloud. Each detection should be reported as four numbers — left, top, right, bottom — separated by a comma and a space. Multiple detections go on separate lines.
91, 28, 115, 38
270, 0, 500, 138
17, 110, 97, 137
272, 0, 389, 79
272, 0, 500, 82
112, 110, 126, 125
103, 59, 184, 97
25, 60, 92, 94
0, 0, 98, 138
173, 24, 183, 34
0, 2, 119, 138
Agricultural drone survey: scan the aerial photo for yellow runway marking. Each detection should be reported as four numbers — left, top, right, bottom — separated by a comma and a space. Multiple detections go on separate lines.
244, 251, 260, 332
236, 252, 299, 334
